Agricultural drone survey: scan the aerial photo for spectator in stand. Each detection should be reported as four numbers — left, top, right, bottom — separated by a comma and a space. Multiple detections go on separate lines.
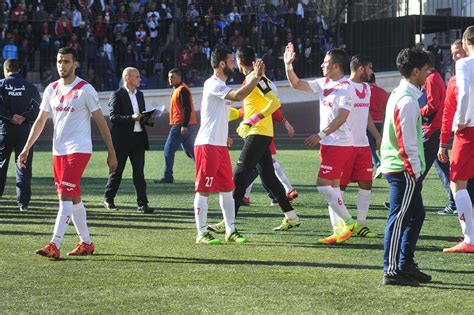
39, 34, 53, 77
86, 35, 98, 70
368, 73, 388, 177
2, 38, 18, 60
94, 15, 108, 44
102, 37, 114, 71
125, 43, 138, 68
55, 12, 73, 46
72, 4, 83, 34
302, 37, 316, 76
104, 68, 119, 91
229, 29, 245, 49
147, 12, 159, 53
186, 3, 200, 22
135, 23, 147, 49
140, 46, 155, 77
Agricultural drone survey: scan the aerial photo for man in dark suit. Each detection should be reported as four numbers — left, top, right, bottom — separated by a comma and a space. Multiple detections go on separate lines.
104, 67, 154, 213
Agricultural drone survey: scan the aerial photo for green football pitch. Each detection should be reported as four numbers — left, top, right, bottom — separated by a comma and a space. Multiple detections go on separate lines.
1, 147, 472, 313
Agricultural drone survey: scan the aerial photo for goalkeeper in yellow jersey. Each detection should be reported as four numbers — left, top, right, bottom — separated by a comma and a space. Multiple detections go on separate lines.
209, 46, 301, 232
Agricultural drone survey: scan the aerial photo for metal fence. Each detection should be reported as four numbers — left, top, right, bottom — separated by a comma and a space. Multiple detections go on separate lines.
1, 0, 474, 91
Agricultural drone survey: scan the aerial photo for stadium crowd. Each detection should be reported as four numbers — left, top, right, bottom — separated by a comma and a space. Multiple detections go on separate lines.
0, 0, 333, 90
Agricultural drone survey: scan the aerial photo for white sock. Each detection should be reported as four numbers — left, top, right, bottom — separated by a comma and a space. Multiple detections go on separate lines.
274, 160, 293, 192
328, 187, 344, 233
219, 192, 235, 235
454, 189, 474, 244
284, 210, 298, 220
317, 185, 352, 221
51, 200, 73, 248
245, 182, 253, 198
71, 202, 92, 244
194, 193, 209, 236
356, 188, 371, 225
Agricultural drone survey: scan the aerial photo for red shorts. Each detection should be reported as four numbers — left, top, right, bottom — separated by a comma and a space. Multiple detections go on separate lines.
53, 153, 91, 197
194, 145, 234, 192
340, 146, 373, 186
450, 127, 474, 181
318, 144, 354, 180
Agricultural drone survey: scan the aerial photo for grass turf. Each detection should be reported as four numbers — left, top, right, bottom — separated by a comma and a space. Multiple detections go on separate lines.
1, 148, 473, 313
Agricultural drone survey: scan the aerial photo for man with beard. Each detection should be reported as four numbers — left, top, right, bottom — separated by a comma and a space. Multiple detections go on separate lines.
193, 48, 264, 244
327, 55, 382, 242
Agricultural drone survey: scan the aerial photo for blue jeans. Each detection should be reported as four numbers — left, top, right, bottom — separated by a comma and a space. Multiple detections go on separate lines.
383, 172, 425, 275
163, 124, 196, 179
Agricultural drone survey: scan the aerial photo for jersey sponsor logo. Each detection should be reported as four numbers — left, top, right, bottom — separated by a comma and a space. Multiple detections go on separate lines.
61, 181, 76, 188
55, 106, 75, 112
320, 164, 333, 170
353, 102, 370, 108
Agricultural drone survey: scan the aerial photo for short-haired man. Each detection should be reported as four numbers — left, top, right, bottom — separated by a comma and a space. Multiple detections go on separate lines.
193, 48, 264, 244
218, 46, 301, 232
157, 68, 197, 184
284, 43, 358, 244
18, 47, 117, 260
440, 27, 474, 253
381, 47, 431, 286
0, 58, 40, 211
329, 55, 381, 240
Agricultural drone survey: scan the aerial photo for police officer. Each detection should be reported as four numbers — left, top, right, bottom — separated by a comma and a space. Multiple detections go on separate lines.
0, 58, 40, 211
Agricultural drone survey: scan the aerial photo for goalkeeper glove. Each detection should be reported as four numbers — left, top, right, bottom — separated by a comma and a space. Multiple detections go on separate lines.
236, 122, 251, 138
236, 113, 263, 138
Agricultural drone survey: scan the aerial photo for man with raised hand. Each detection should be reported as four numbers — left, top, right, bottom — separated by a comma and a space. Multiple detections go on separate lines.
284, 42, 358, 244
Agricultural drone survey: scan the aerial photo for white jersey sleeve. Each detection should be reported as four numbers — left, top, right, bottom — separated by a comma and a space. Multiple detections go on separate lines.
307, 78, 323, 93
40, 84, 54, 113
208, 79, 232, 100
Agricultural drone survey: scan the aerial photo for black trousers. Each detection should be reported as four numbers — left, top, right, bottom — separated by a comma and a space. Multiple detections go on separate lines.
104, 132, 148, 207
233, 134, 293, 215
0, 124, 33, 206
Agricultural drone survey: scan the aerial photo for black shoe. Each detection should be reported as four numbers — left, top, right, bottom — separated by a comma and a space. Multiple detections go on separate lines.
18, 204, 28, 212
154, 177, 174, 184
383, 272, 420, 286
400, 263, 432, 283
138, 205, 154, 214
383, 202, 390, 210
104, 200, 118, 211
